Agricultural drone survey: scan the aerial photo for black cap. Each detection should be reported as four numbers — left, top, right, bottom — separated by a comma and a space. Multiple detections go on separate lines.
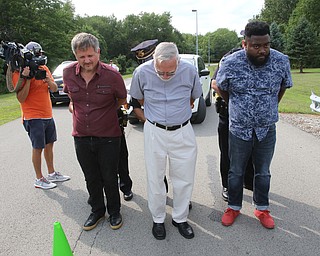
131, 39, 158, 63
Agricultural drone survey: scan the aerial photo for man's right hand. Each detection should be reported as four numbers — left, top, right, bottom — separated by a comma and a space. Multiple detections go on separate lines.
21, 66, 31, 78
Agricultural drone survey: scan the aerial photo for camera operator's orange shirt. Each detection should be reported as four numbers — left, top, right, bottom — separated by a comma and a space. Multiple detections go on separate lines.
12, 65, 53, 120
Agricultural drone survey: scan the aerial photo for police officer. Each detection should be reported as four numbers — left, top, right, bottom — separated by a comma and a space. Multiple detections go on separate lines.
212, 47, 254, 201
129, 39, 158, 123
117, 108, 134, 200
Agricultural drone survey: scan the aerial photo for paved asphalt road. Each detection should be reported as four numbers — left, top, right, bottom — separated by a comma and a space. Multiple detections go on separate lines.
1, 92, 320, 255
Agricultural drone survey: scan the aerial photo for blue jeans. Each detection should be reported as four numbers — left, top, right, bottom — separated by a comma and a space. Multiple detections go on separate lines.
228, 125, 276, 211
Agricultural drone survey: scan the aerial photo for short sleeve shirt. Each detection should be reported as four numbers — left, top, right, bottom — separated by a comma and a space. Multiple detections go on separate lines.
216, 49, 293, 141
12, 65, 53, 120
130, 59, 202, 126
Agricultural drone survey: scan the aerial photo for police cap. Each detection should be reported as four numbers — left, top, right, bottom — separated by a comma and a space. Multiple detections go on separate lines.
131, 39, 158, 63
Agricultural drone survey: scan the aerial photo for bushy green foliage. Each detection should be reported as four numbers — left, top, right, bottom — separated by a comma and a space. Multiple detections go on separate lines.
260, 0, 299, 27
286, 16, 317, 72
1, 0, 320, 94
270, 22, 285, 52
208, 29, 240, 62
0, 59, 5, 93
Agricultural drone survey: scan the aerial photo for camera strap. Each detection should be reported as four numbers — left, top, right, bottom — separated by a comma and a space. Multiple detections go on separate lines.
5, 62, 23, 92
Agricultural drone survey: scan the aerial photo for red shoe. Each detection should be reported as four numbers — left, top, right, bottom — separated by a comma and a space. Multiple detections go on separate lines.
254, 209, 275, 229
222, 208, 240, 226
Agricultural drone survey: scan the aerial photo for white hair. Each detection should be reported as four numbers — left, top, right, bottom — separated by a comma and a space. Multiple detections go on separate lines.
153, 42, 179, 63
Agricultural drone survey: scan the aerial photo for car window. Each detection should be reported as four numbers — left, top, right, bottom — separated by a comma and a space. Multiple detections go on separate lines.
197, 57, 205, 72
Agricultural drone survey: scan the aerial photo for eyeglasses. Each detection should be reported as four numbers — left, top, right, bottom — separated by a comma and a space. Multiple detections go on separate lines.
155, 70, 176, 77
154, 58, 179, 78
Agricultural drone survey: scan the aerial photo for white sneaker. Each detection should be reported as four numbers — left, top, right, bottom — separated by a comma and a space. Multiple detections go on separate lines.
47, 171, 70, 182
34, 177, 57, 189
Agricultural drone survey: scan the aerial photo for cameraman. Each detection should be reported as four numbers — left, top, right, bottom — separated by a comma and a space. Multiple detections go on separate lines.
11, 41, 70, 189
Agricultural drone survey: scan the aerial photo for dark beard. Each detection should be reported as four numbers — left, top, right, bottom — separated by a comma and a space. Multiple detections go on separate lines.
247, 53, 270, 67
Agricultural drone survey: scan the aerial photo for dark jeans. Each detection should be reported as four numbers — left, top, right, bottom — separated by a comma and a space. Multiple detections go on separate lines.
228, 125, 276, 210
74, 136, 121, 216
118, 133, 133, 194
218, 114, 254, 189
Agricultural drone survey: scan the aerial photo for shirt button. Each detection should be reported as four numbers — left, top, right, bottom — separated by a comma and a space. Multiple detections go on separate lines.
86, 104, 89, 107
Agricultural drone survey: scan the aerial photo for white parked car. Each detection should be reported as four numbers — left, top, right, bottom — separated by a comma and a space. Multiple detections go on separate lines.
180, 54, 211, 123
126, 54, 211, 124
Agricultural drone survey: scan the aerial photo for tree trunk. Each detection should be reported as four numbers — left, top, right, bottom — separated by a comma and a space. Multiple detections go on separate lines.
299, 60, 303, 73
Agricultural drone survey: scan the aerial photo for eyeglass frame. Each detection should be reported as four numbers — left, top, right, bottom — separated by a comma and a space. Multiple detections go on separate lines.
153, 58, 180, 77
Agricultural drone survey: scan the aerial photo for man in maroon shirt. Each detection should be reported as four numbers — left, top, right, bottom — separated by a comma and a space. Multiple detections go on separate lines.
63, 32, 127, 231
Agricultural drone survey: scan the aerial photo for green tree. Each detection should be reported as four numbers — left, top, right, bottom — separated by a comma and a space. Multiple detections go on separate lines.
259, 0, 299, 29
179, 34, 195, 54
286, 16, 316, 72
270, 22, 285, 52
0, 0, 76, 69
121, 12, 185, 60
288, 0, 320, 34
78, 15, 126, 59
209, 29, 239, 62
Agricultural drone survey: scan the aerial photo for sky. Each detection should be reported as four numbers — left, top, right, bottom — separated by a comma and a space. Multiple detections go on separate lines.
70, 0, 265, 36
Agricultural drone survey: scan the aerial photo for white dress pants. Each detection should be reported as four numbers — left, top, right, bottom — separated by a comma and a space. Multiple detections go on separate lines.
144, 121, 197, 223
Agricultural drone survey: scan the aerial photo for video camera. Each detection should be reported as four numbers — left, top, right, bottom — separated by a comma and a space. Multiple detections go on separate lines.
0, 41, 47, 80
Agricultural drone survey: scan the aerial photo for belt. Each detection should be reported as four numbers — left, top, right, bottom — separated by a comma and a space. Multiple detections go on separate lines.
147, 119, 189, 131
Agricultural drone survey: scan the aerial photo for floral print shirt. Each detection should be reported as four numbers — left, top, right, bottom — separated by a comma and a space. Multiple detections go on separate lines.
216, 49, 293, 141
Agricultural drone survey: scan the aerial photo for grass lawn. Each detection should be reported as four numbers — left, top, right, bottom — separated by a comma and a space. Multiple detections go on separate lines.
0, 93, 21, 125
1, 68, 319, 125
280, 69, 320, 113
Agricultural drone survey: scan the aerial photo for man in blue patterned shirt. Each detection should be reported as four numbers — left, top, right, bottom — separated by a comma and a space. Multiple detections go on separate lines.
215, 21, 293, 229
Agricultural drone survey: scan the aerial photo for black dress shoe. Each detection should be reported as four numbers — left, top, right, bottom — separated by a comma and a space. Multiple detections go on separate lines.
152, 222, 166, 240
83, 212, 105, 231
109, 213, 123, 230
222, 187, 228, 201
124, 191, 133, 201
172, 220, 194, 239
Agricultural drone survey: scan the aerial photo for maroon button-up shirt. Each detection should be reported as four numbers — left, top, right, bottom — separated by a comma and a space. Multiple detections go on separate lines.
63, 61, 127, 137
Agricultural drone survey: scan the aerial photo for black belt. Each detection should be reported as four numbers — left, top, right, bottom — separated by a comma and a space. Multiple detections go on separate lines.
147, 119, 189, 131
